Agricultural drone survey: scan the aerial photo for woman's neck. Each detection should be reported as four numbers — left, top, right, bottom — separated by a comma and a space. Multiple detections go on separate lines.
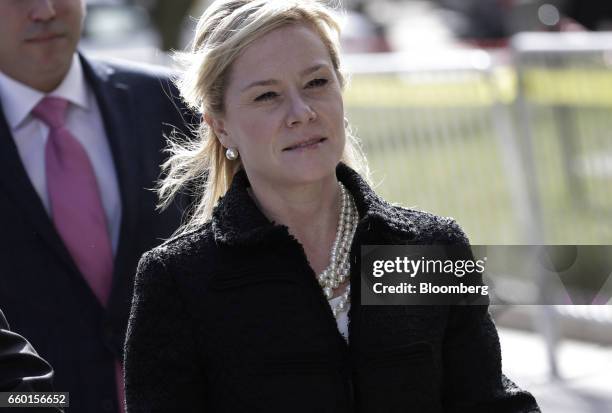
247, 173, 341, 272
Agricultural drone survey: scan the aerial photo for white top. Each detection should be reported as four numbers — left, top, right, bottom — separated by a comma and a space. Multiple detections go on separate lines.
0, 55, 122, 254
328, 296, 350, 343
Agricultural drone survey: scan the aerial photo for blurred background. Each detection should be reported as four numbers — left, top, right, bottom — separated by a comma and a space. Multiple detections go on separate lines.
80, 0, 612, 411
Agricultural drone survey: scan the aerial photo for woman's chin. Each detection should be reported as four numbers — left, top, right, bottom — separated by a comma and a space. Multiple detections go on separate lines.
277, 158, 340, 186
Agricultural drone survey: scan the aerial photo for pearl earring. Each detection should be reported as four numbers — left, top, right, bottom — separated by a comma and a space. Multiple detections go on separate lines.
225, 147, 239, 160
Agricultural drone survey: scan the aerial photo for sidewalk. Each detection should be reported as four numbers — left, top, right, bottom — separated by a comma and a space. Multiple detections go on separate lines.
499, 327, 612, 412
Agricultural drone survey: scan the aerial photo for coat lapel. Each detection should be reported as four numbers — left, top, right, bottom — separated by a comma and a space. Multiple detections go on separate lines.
211, 163, 418, 247
210, 163, 420, 354
0, 102, 82, 278
80, 55, 141, 303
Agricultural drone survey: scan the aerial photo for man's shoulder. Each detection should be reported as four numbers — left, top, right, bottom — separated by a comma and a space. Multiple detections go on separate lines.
81, 54, 178, 92
81, 53, 198, 125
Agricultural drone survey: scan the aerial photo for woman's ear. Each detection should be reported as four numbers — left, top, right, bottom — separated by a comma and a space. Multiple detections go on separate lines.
204, 113, 233, 148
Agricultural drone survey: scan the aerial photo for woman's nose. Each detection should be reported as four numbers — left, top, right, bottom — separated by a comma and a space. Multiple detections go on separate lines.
285, 92, 317, 128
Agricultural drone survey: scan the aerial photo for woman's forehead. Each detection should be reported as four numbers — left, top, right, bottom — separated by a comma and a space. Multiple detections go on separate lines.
227, 24, 333, 88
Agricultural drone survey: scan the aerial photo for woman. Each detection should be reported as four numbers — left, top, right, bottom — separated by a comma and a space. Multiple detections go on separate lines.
124, 1, 540, 412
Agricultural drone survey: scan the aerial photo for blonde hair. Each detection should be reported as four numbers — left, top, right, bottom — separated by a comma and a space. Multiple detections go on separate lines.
159, 0, 369, 236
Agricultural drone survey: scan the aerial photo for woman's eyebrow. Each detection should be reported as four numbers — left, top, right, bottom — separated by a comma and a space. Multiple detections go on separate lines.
241, 79, 279, 93
300, 63, 328, 76
240, 63, 330, 93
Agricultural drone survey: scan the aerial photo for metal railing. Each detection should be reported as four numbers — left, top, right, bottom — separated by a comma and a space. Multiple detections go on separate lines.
343, 32, 612, 379
343, 34, 612, 246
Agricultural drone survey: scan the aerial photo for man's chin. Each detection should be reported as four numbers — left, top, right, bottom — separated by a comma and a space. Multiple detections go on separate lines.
26, 35, 73, 58
10, 52, 74, 92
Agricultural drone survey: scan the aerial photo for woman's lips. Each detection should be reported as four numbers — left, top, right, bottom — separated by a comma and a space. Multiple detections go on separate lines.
283, 137, 327, 151
26, 33, 64, 43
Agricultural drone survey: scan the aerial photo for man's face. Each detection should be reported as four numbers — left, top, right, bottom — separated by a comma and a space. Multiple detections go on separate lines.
0, 0, 85, 92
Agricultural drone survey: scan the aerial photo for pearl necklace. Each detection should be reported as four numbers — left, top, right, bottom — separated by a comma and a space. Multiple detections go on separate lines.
317, 182, 358, 318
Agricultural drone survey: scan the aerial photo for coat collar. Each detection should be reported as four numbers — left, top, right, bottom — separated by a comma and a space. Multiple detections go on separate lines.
210, 163, 418, 246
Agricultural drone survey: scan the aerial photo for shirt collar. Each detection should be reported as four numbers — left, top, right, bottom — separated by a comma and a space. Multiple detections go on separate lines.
0, 54, 89, 130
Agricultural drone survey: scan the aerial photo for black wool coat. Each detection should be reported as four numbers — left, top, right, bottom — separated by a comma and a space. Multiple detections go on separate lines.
124, 164, 540, 413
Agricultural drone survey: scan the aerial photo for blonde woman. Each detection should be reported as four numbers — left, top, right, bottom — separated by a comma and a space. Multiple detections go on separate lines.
124, 1, 540, 412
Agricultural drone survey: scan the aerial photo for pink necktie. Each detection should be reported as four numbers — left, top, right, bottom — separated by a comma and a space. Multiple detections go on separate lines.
33, 97, 125, 413
33, 97, 114, 305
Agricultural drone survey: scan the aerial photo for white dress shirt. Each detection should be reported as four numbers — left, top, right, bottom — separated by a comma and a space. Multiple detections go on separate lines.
0, 55, 122, 255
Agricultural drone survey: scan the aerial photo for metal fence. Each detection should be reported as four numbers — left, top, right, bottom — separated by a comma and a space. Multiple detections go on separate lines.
343, 32, 612, 246
513, 32, 612, 245
343, 32, 612, 379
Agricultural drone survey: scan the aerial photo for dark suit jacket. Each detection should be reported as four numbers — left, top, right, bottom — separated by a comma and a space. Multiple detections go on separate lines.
0, 53, 194, 413
125, 164, 540, 412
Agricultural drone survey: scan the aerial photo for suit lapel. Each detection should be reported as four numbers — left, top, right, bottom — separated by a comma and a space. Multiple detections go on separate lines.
80, 55, 141, 304
0, 102, 82, 279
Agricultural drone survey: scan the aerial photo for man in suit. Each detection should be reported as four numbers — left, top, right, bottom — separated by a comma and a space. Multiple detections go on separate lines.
0, 1, 193, 411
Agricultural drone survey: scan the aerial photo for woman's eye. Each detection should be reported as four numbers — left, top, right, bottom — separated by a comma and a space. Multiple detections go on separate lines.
307, 78, 328, 88
254, 91, 278, 102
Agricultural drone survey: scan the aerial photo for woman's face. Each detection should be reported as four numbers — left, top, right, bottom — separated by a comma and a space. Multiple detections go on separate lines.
213, 23, 345, 188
